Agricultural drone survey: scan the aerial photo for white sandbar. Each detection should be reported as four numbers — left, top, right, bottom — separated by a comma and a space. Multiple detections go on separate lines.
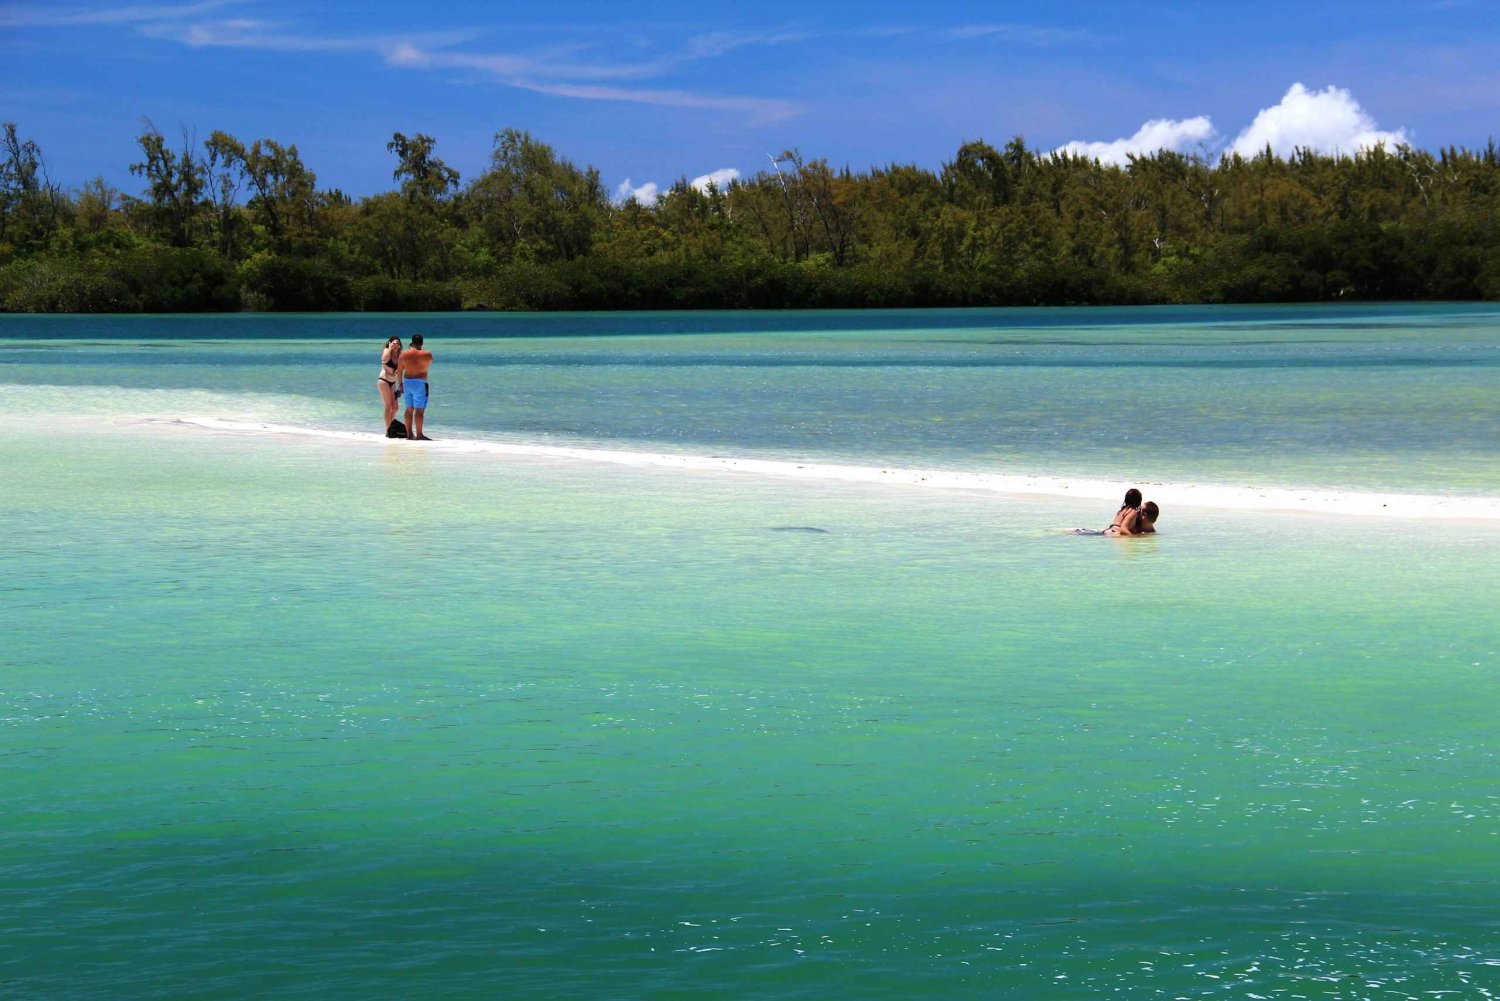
152, 417, 1500, 521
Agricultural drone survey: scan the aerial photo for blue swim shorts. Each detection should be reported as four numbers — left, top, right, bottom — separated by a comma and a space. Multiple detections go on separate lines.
404, 378, 429, 409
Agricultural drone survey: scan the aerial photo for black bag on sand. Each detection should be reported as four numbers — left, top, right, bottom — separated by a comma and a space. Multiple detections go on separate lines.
387, 418, 407, 439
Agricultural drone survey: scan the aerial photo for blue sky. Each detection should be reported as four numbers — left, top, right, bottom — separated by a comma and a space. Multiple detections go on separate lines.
5, 0, 1500, 201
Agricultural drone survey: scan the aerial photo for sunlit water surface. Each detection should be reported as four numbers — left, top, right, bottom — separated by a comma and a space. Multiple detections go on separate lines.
3, 306, 1498, 998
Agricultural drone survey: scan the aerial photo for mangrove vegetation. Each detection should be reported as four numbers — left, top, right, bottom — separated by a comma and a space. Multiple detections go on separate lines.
4, 121, 1500, 311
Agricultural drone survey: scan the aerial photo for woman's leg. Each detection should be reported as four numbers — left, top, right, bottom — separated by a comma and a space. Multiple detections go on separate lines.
379, 381, 396, 425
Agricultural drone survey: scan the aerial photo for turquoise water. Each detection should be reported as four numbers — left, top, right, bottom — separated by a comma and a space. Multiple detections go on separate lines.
3, 306, 1499, 998
8, 303, 1499, 493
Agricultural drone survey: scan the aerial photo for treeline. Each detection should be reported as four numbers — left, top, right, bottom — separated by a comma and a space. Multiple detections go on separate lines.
4, 120, 1500, 312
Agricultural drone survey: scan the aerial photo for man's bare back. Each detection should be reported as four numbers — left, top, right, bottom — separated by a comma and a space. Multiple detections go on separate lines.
399, 347, 432, 378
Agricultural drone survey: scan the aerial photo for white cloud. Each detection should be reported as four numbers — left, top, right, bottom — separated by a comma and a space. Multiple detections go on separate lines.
1055, 116, 1218, 166
616, 178, 660, 205
1228, 83, 1409, 158
615, 167, 740, 205
690, 167, 740, 192
1057, 83, 1411, 166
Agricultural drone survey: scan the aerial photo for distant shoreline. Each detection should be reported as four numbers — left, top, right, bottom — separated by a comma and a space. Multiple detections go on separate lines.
2, 296, 1499, 319
3, 299, 1497, 334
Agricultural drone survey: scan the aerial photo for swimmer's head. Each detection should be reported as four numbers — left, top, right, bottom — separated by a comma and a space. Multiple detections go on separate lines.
1142, 501, 1159, 523
1123, 488, 1142, 508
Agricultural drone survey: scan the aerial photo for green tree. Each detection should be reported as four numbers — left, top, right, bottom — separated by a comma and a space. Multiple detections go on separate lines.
75, 177, 122, 236
345, 133, 461, 281
465, 129, 608, 262
206, 131, 319, 252
388, 132, 460, 202
202, 134, 246, 260
0, 122, 65, 252
129, 125, 207, 248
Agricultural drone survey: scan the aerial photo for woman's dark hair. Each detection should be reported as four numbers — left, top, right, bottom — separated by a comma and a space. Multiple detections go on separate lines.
1122, 488, 1142, 509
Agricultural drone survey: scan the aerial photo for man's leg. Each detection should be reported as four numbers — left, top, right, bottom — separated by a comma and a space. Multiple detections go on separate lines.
413, 407, 426, 440
404, 405, 414, 438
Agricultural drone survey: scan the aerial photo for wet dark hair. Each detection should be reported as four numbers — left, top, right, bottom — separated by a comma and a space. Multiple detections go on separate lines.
1142, 501, 1159, 523
1122, 488, 1142, 509
411, 334, 424, 348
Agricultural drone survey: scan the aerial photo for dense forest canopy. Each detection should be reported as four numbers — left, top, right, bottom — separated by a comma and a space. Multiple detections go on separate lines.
3, 121, 1500, 312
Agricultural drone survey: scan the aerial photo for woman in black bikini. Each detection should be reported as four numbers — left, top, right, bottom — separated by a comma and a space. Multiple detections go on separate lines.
1108, 488, 1142, 531
378, 336, 403, 429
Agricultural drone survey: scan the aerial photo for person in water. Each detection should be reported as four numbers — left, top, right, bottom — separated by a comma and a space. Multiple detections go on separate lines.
1107, 501, 1159, 535
378, 336, 404, 430
1073, 489, 1158, 535
1109, 488, 1142, 531
399, 333, 434, 441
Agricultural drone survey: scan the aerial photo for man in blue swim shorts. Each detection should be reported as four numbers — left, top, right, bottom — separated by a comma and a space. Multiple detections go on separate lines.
399, 333, 434, 441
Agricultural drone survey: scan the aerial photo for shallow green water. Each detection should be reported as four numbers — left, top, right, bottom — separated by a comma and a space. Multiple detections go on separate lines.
3, 307, 1498, 998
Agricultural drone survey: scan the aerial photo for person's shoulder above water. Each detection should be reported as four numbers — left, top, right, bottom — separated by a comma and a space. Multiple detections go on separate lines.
1108, 487, 1142, 530
1112, 501, 1160, 535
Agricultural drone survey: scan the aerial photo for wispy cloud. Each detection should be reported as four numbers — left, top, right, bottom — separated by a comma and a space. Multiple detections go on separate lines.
394, 30, 795, 85
504, 77, 799, 124
395, 40, 798, 122
100, 10, 806, 123
460, 27, 820, 85
138, 18, 478, 54
376, 22, 1082, 120
0, 84, 92, 106
7, 10, 1079, 126
0, 0, 239, 28
948, 23, 1084, 44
